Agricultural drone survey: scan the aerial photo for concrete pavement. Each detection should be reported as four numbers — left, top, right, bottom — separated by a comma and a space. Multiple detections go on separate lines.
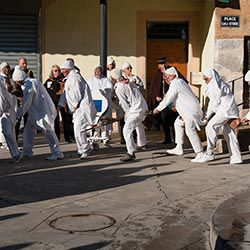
0, 131, 249, 250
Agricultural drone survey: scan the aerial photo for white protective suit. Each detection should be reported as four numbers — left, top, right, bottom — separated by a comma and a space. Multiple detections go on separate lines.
115, 81, 148, 154
17, 78, 61, 156
87, 75, 113, 142
156, 77, 204, 153
0, 76, 19, 158
59, 69, 96, 154
123, 74, 144, 92
0, 73, 8, 145
203, 68, 241, 161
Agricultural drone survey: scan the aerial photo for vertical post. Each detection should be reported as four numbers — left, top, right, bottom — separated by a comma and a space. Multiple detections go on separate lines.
100, 0, 107, 76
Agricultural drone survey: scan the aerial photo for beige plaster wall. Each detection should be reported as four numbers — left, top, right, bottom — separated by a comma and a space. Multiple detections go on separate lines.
215, 0, 250, 39
41, 0, 204, 82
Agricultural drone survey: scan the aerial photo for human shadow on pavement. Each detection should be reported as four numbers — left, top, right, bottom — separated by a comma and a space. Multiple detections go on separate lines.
0, 213, 27, 222
69, 241, 112, 250
0, 153, 183, 208
0, 243, 33, 250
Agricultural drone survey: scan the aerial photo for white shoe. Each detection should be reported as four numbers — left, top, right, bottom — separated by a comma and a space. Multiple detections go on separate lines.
191, 152, 206, 163
196, 152, 215, 163
230, 157, 242, 164
46, 152, 64, 161
167, 147, 183, 156
80, 149, 91, 159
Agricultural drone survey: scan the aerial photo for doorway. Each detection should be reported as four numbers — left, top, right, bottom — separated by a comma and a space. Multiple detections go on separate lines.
243, 36, 250, 108
146, 22, 189, 102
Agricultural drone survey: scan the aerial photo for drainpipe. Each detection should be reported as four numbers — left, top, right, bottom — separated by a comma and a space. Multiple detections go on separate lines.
100, 0, 107, 76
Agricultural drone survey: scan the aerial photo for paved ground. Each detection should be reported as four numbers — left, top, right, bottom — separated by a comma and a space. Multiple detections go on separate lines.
0, 131, 249, 250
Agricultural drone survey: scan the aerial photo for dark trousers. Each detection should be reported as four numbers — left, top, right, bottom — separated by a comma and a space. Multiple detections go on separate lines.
54, 113, 60, 140
60, 108, 74, 142
160, 108, 178, 142
15, 113, 28, 141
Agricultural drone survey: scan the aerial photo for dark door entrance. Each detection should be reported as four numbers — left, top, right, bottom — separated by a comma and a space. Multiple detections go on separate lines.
146, 22, 189, 102
243, 36, 250, 108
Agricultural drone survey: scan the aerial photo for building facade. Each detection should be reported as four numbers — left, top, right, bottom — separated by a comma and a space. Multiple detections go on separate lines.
0, 0, 249, 108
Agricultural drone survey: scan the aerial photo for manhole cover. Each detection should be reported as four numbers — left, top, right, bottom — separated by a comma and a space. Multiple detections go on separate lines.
48, 213, 116, 233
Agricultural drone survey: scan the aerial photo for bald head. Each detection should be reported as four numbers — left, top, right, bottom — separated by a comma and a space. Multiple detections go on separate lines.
18, 57, 28, 70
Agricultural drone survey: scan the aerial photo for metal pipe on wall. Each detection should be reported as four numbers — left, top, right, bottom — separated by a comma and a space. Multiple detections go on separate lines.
100, 0, 107, 76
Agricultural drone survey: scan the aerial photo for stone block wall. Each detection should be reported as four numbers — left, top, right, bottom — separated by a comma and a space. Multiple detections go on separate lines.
214, 38, 244, 107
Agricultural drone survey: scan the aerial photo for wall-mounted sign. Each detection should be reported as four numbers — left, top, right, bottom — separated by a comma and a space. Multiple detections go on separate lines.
220, 16, 240, 27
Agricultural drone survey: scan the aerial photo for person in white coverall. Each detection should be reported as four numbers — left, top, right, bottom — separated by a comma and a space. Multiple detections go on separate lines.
110, 68, 148, 162
153, 67, 205, 162
13, 66, 63, 161
0, 76, 20, 163
197, 68, 242, 164
0, 62, 12, 149
58, 60, 96, 159
122, 62, 144, 92
87, 65, 113, 145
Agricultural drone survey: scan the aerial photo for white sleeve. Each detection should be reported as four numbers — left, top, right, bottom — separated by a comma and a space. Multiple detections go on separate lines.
0, 82, 6, 116
115, 85, 130, 113
19, 81, 34, 116
156, 84, 178, 111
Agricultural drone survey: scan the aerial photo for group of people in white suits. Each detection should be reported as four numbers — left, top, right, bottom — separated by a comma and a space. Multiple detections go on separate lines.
154, 67, 248, 164
0, 56, 249, 165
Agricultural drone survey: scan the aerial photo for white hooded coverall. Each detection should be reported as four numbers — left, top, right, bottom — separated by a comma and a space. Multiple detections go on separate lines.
203, 69, 241, 161
0, 76, 19, 158
17, 78, 61, 156
156, 77, 204, 153
115, 81, 148, 154
87, 75, 113, 142
59, 70, 96, 154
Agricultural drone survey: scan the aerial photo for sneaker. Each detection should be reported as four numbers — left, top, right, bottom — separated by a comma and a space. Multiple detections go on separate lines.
120, 153, 136, 162
162, 140, 171, 145
230, 157, 242, 164
191, 152, 206, 163
46, 152, 64, 161
196, 152, 215, 163
80, 149, 92, 159
10, 155, 21, 164
167, 147, 183, 156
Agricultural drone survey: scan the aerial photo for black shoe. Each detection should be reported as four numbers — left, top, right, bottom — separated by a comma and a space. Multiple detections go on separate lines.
162, 140, 171, 144
120, 153, 136, 162
120, 140, 126, 145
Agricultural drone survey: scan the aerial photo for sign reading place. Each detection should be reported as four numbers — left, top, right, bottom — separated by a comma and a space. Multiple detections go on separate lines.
220, 16, 240, 27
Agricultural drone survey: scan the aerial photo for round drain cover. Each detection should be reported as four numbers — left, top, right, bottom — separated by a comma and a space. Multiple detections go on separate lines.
49, 213, 116, 233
